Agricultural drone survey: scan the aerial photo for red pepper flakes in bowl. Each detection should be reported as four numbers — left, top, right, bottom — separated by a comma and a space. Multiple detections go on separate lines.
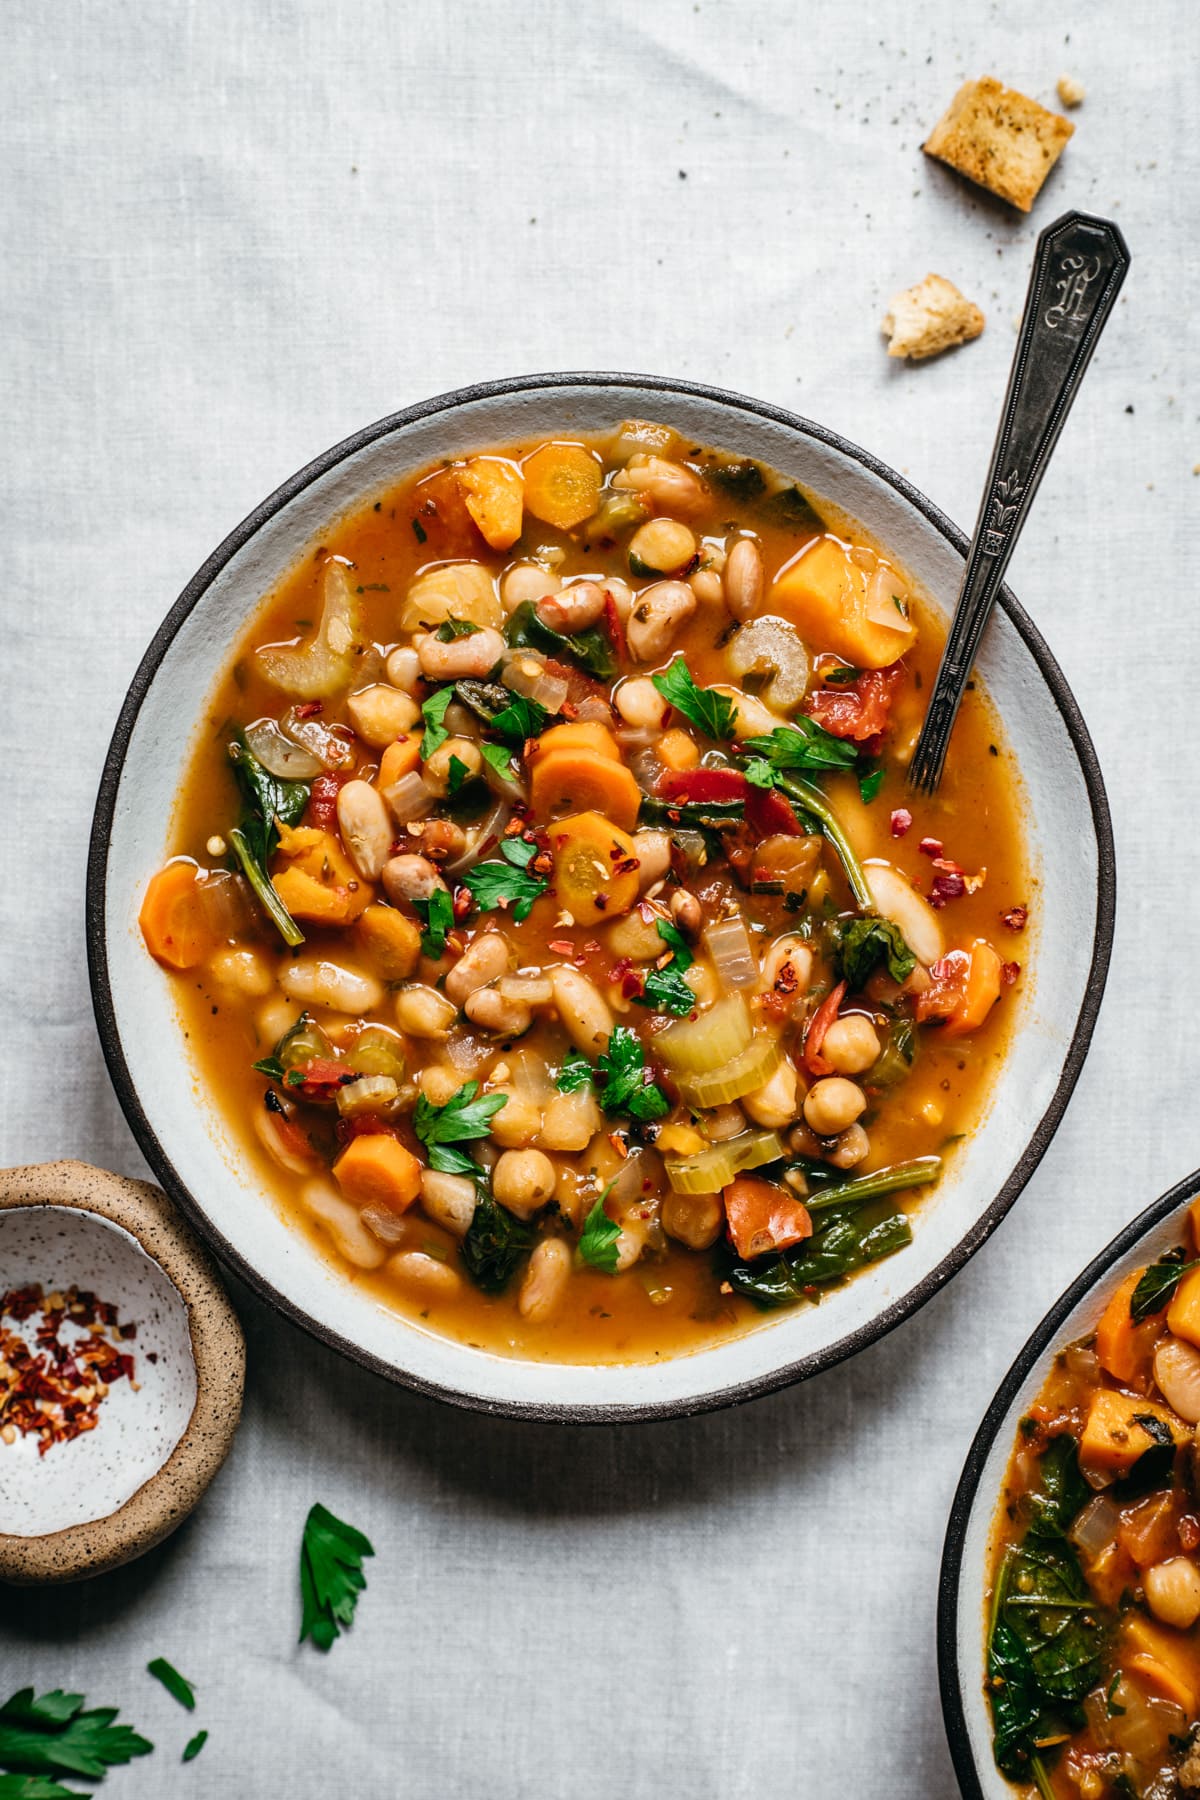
0, 1282, 138, 1455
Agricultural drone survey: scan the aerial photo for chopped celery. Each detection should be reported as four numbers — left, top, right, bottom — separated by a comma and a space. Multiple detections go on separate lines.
656, 993, 752, 1074
675, 1033, 782, 1109
664, 1128, 784, 1195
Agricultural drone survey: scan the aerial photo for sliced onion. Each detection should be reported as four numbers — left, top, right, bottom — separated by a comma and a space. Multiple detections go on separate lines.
1064, 1341, 1102, 1384
257, 560, 360, 699
574, 696, 614, 724
865, 562, 912, 630
400, 561, 502, 632
442, 798, 510, 875
1105, 1680, 1184, 1765
198, 870, 255, 938
361, 1204, 409, 1245
507, 1048, 554, 1104
615, 726, 658, 750
282, 706, 355, 770
480, 746, 526, 807
1069, 1493, 1121, 1560
631, 746, 668, 794
243, 717, 324, 780
704, 915, 760, 991
502, 652, 569, 714
381, 770, 435, 824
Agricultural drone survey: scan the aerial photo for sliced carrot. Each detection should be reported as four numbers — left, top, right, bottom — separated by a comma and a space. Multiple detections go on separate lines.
1096, 1270, 1161, 1387
333, 1134, 422, 1213
457, 456, 524, 551
528, 720, 621, 764
522, 443, 602, 530
355, 904, 421, 979
723, 1176, 812, 1261
379, 737, 422, 786
549, 811, 640, 926
658, 728, 699, 772
915, 940, 1003, 1038
530, 750, 641, 833
139, 861, 215, 970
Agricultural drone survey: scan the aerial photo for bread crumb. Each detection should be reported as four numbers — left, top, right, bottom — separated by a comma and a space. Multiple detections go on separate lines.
1057, 74, 1086, 109
882, 273, 985, 361
923, 76, 1074, 212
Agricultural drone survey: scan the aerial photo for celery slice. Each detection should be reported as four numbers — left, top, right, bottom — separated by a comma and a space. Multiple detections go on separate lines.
675, 1033, 783, 1109
664, 1128, 785, 1195
656, 993, 752, 1074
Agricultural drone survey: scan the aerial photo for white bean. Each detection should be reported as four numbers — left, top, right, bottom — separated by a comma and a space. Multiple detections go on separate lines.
209, 947, 273, 997
395, 985, 457, 1037
632, 830, 672, 892
384, 646, 422, 693
1145, 1558, 1200, 1630
445, 932, 511, 1007
465, 987, 532, 1037
724, 537, 764, 620
829, 1123, 870, 1169
502, 564, 561, 611
626, 580, 697, 664
551, 965, 613, 1054
537, 1087, 602, 1152
488, 1090, 541, 1147
299, 1180, 386, 1269
417, 626, 505, 680
336, 779, 394, 880
347, 684, 420, 746
388, 1250, 463, 1302
1153, 1337, 1200, 1424
281, 958, 384, 1013
518, 1238, 572, 1322
419, 1169, 477, 1237
742, 1059, 801, 1130
864, 862, 945, 966
382, 854, 446, 905
253, 1101, 316, 1174
606, 904, 671, 962
760, 935, 814, 1006
537, 580, 606, 633
615, 676, 668, 729
613, 454, 709, 515
690, 568, 724, 604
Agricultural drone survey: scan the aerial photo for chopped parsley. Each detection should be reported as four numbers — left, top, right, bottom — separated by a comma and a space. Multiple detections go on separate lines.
836, 916, 916, 990
145, 1660, 194, 1711
858, 767, 885, 804
445, 753, 472, 798
182, 1730, 208, 1763
0, 1688, 153, 1783
413, 887, 455, 958
740, 721, 857, 775
556, 1048, 594, 1093
480, 741, 515, 780
420, 686, 455, 759
578, 1186, 621, 1274
596, 1027, 670, 1123
634, 918, 695, 1017
462, 835, 547, 922
413, 1080, 508, 1175
436, 619, 480, 641
299, 1503, 374, 1651
651, 659, 736, 740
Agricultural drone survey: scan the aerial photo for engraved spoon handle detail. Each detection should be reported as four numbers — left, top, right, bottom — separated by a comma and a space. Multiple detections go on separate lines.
908, 211, 1131, 794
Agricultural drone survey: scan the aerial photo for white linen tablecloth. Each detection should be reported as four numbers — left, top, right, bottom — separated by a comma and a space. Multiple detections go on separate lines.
3, 2, 1198, 1793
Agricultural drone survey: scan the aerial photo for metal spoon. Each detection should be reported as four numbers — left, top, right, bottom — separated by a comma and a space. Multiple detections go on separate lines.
907, 211, 1130, 795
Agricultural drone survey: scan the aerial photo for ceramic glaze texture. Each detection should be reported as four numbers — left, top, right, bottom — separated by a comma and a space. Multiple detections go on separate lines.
0, 1206, 197, 1536
90, 375, 1113, 1418
939, 1171, 1200, 1800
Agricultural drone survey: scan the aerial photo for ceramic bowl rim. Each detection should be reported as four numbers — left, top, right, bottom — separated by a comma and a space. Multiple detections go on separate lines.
85, 370, 1116, 1422
937, 1166, 1200, 1796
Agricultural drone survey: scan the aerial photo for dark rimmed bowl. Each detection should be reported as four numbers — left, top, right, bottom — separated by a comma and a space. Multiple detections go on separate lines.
87, 372, 1115, 1421
938, 1168, 1200, 1796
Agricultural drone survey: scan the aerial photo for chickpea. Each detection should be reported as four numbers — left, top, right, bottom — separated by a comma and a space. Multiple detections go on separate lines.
424, 736, 484, 798
683, 961, 719, 1006
821, 1014, 881, 1076
615, 676, 668, 730
550, 966, 613, 1055
394, 984, 457, 1038
488, 1090, 541, 1148
538, 1087, 602, 1153
518, 1238, 572, 1323
445, 931, 511, 1007
210, 947, 273, 997
347, 683, 420, 746
387, 1250, 463, 1303
465, 987, 532, 1037
662, 1191, 723, 1251
803, 1077, 867, 1137
419, 1169, 477, 1237
416, 1064, 462, 1106
742, 1059, 801, 1130
828, 1123, 870, 1170
626, 580, 697, 663
629, 517, 696, 575
384, 645, 422, 693
702, 1103, 746, 1143
501, 563, 561, 611
1145, 1558, 1200, 1630
418, 818, 467, 863
493, 1148, 557, 1219
416, 626, 506, 681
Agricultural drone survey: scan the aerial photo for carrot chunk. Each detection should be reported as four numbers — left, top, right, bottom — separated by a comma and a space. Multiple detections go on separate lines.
1095, 1270, 1160, 1387
528, 721, 622, 764
550, 811, 640, 926
723, 1176, 812, 1261
139, 861, 215, 970
1079, 1389, 1187, 1474
522, 443, 602, 530
333, 1135, 422, 1213
530, 752, 641, 833
457, 456, 524, 551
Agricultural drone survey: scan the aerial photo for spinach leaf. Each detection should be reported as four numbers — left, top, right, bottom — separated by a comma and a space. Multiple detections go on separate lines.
454, 679, 549, 744
227, 736, 310, 947
706, 457, 767, 501
504, 600, 617, 681
1120, 1413, 1177, 1498
1027, 1436, 1089, 1539
835, 916, 916, 990
461, 1193, 535, 1293
723, 1200, 913, 1309
758, 484, 824, 534
1130, 1249, 1198, 1323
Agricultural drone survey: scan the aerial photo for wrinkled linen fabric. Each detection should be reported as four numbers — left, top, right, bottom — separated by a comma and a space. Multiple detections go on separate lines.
2, 2, 1197, 1793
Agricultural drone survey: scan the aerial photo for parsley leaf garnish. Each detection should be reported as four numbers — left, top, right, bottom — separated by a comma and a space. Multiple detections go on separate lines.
740, 722, 857, 775
858, 767, 884, 804
462, 836, 548, 922
0, 1689, 153, 1782
413, 1080, 508, 1174
596, 1027, 670, 1123
461, 1194, 535, 1293
413, 888, 455, 958
651, 659, 736, 740
146, 1659, 195, 1711
578, 1185, 621, 1274
436, 618, 480, 641
556, 1049, 594, 1093
634, 918, 695, 1017
836, 917, 916, 989
489, 692, 548, 743
420, 686, 455, 759
445, 753, 472, 798
182, 1731, 208, 1763
0, 1778, 92, 1797
744, 759, 776, 788
299, 1503, 374, 1651
480, 741, 515, 780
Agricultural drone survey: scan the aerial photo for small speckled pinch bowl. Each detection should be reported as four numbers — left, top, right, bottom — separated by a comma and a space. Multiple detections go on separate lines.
0, 1161, 245, 1585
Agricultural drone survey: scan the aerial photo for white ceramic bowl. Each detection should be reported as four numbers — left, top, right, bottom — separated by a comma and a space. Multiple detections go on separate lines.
938, 1169, 1200, 1796
87, 374, 1114, 1421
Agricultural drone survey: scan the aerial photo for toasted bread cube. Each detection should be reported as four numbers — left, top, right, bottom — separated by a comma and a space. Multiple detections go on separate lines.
923, 76, 1074, 212
1057, 74, 1086, 110
1080, 1389, 1187, 1474
882, 273, 985, 361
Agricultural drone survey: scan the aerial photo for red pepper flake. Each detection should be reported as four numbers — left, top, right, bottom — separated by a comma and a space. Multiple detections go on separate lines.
548, 939, 575, 955
918, 836, 943, 858
1181, 1514, 1200, 1553
1002, 904, 1029, 932
293, 700, 324, 718
309, 771, 347, 831
622, 970, 646, 999
890, 808, 913, 838
1, 1283, 138, 1455
602, 590, 627, 662
452, 886, 472, 922
1001, 961, 1021, 987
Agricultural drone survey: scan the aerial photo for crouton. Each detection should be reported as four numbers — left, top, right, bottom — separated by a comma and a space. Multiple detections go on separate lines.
882, 273, 985, 361
1057, 74, 1086, 109
923, 76, 1074, 213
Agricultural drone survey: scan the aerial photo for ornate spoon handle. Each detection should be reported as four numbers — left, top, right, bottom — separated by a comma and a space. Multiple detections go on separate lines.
908, 211, 1130, 793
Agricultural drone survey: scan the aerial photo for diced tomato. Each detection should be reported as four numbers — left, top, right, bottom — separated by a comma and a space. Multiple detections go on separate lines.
309, 771, 348, 830
602, 590, 627, 662
724, 1176, 813, 1261
806, 665, 902, 742
335, 1115, 400, 1146
292, 1056, 351, 1100
658, 767, 748, 804
802, 980, 847, 1076
746, 785, 802, 838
